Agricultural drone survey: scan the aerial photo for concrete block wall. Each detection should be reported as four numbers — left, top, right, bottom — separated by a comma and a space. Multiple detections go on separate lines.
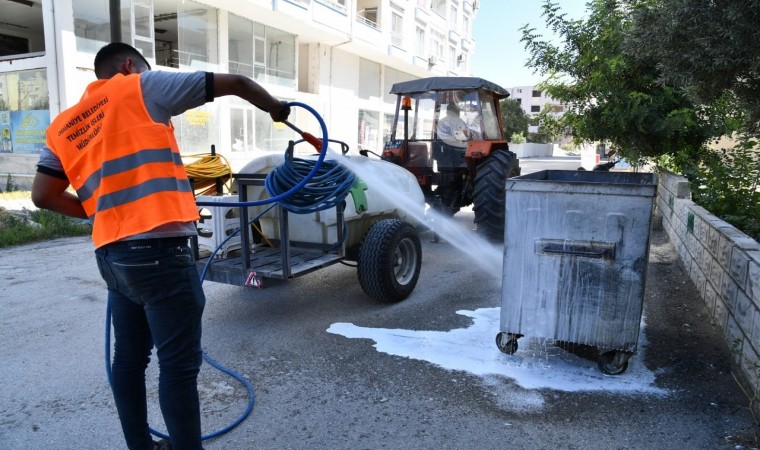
656, 171, 760, 393
509, 143, 553, 158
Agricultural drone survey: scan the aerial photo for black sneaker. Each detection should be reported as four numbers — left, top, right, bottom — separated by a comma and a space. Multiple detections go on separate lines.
153, 439, 172, 450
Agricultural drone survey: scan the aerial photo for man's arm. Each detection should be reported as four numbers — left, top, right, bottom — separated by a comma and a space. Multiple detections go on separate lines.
31, 172, 87, 219
212, 74, 290, 122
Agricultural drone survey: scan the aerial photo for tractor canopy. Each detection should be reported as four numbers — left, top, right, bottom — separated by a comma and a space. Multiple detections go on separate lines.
388, 77, 509, 144
390, 77, 509, 99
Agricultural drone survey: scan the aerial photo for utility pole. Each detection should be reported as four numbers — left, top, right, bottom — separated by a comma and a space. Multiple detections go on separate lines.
109, 0, 121, 43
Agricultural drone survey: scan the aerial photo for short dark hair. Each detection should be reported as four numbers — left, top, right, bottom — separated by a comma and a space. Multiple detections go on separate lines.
93, 42, 151, 79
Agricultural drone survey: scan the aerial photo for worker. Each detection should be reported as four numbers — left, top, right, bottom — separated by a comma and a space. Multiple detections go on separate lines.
436, 102, 470, 148
31, 42, 290, 450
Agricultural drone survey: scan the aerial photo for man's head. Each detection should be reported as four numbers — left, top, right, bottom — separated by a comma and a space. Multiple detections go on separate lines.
446, 103, 460, 115
94, 43, 151, 79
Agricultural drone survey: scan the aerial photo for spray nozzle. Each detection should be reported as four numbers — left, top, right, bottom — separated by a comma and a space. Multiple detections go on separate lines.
283, 120, 323, 153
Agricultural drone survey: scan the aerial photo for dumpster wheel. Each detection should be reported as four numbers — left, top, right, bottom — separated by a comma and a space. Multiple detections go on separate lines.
597, 351, 631, 375
495, 332, 522, 355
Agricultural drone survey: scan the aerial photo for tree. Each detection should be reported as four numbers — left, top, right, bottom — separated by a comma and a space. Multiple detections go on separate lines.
520, 0, 709, 160
500, 99, 530, 139
626, 0, 760, 135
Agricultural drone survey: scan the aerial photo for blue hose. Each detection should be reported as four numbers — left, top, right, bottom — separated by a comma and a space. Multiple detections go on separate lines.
105, 101, 332, 442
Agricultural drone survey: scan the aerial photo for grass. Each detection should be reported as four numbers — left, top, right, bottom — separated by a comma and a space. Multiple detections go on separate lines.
0, 198, 91, 248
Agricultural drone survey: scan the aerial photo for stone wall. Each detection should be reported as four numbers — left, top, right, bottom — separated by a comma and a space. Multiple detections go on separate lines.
656, 171, 760, 394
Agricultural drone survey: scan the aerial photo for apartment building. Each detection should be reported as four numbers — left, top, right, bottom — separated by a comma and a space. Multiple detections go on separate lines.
0, 0, 478, 188
508, 85, 564, 134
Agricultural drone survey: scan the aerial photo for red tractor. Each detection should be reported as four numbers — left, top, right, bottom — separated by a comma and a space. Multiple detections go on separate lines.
379, 77, 520, 242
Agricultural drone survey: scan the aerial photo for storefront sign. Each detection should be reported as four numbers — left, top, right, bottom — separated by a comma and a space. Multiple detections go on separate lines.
10, 110, 50, 154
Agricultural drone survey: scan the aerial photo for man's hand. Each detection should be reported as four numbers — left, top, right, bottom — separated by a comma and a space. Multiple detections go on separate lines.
269, 101, 290, 123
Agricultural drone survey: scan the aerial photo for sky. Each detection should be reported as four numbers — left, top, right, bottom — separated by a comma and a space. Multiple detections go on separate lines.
469, 0, 590, 89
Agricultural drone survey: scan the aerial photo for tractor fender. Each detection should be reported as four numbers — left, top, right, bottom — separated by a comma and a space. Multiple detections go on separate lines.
464, 140, 512, 177
464, 140, 511, 161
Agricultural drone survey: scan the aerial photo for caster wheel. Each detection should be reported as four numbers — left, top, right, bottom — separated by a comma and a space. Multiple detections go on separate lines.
496, 332, 519, 355
598, 351, 629, 375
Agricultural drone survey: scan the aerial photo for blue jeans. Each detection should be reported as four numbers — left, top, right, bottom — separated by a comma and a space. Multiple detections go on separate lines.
95, 237, 205, 450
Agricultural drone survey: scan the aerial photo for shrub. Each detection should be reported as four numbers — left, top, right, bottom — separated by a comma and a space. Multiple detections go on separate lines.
659, 137, 760, 241
0, 208, 91, 248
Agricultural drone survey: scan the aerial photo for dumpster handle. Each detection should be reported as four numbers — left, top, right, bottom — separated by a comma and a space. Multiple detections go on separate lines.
535, 239, 616, 260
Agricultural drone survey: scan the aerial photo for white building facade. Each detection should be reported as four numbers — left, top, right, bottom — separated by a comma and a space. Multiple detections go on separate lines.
0, 0, 479, 188
508, 85, 564, 134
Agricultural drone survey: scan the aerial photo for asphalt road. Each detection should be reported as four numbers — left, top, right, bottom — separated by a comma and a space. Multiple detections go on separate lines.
1, 155, 756, 449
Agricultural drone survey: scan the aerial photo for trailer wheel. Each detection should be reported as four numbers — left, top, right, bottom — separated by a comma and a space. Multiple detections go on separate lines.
597, 351, 630, 375
473, 149, 520, 243
358, 219, 421, 302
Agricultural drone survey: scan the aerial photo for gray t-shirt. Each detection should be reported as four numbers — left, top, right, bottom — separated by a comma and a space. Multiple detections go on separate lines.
37, 70, 213, 240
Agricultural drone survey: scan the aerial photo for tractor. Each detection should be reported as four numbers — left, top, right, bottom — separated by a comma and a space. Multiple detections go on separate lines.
378, 77, 520, 242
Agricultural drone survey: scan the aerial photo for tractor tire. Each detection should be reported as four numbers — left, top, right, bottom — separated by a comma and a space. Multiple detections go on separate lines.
472, 150, 520, 243
357, 219, 421, 303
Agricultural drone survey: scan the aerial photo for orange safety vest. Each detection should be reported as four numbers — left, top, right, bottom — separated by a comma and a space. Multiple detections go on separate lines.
46, 73, 199, 248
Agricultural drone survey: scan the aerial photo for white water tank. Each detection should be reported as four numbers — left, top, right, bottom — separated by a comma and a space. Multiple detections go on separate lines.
237, 153, 425, 248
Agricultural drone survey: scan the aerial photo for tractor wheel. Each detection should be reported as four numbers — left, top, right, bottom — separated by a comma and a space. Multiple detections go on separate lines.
472, 150, 520, 243
358, 219, 422, 302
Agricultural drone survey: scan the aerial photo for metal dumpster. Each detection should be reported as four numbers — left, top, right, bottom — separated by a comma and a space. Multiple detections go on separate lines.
496, 170, 658, 375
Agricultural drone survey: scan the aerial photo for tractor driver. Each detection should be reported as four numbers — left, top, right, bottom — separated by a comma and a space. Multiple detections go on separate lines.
31, 42, 290, 450
436, 102, 471, 148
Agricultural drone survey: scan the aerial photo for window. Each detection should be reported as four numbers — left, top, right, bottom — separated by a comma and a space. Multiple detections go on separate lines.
358, 110, 379, 152
432, 0, 446, 17
229, 14, 254, 77
131, 0, 155, 60
152, 0, 218, 70
383, 113, 395, 146
532, 90, 541, 97
317, 0, 346, 10
357, 6, 378, 28
0, 0, 44, 58
531, 105, 541, 113
431, 30, 444, 59
391, 12, 403, 48
448, 45, 456, 70
462, 15, 470, 34
449, 5, 458, 29
230, 105, 254, 152
177, 1, 218, 70
0, 69, 50, 154
253, 26, 296, 88
255, 102, 292, 152
415, 27, 425, 57
457, 52, 467, 67
73, 0, 111, 54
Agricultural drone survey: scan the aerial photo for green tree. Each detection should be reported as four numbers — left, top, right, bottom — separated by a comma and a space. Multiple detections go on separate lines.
626, 0, 760, 135
520, 0, 709, 161
500, 98, 530, 139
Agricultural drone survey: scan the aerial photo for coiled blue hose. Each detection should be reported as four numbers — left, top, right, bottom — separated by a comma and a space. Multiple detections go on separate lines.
105, 101, 332, 443
266, 153, 355, 214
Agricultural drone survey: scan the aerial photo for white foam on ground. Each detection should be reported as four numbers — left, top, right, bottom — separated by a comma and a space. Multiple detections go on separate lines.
327, 307, 667, 395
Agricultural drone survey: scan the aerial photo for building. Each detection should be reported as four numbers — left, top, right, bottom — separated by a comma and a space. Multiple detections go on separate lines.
0, 0, 479, 189
507, 85, 564, 134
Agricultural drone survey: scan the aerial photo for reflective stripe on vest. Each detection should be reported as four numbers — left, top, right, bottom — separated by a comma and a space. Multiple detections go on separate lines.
77, 148, 184, 203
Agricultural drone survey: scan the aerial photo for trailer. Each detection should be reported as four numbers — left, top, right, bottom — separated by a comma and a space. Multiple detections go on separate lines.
192, 143, 426, 303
